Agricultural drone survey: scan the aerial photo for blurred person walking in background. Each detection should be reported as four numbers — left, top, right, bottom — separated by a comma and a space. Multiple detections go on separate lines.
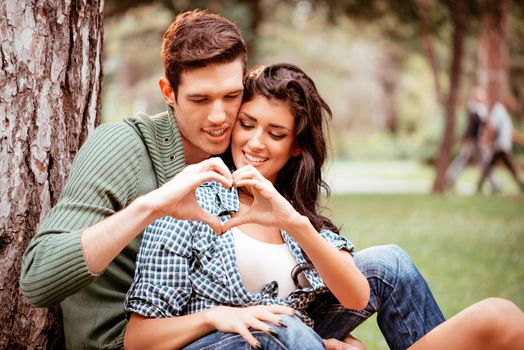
446, 87, 499, 191
477, 95, 524, 193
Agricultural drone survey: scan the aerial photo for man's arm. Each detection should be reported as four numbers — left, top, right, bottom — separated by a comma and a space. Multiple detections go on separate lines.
19, 123, 150, 305
20, 122, 232, 306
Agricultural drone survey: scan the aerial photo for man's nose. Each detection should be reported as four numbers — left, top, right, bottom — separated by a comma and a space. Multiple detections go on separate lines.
208, 100, 226, 125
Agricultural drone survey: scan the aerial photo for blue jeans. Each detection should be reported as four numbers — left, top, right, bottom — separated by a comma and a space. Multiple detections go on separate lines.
309, 245, 445, 350
182, 245, 444, 350
181, 314, 324, 350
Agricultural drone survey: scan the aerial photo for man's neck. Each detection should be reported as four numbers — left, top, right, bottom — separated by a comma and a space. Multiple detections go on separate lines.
182, 138, 210, 165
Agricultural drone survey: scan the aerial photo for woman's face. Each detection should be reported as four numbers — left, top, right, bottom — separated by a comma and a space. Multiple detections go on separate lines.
231, 94, 301, 183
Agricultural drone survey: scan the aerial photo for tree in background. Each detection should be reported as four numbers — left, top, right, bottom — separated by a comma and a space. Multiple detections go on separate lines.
0, 1, 104, 348
477, 0, 509, 108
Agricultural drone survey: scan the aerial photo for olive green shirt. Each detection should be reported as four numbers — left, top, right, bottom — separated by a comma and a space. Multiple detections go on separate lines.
20, 109, 186, 349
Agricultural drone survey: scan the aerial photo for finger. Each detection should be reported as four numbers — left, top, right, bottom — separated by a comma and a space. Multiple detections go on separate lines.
221, 215, 252, 233
234, 179, 269, 196
201, 157, 233, 183
194, 170, 233, 189
194, 209, 222, 234
247, 318, 277, 336
235, 325, 261, 349
265, 304, 295, 316
232, 165, 266, 183
254, 307, 294, 327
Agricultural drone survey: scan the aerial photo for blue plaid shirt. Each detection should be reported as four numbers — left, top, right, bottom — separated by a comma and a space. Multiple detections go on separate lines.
125, 181, 354, 322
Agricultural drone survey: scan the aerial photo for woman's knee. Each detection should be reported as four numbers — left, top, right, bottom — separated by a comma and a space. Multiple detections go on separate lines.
472, 298, 524, 339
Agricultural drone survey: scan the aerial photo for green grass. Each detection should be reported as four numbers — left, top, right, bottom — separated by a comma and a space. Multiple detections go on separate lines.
328, 194, 524, 349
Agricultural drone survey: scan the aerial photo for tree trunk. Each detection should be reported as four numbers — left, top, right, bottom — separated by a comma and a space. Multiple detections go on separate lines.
477, 0, 509, 109
379, 44, 400, 134
0, 1, 104, 349
415, 0, 444, 106
432, 0, 468, 193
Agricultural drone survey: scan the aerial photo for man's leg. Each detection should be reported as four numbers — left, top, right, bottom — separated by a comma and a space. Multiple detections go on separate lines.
308, 245, 445, 350
477, 151, 499, 193
445, 142, 473, 188
474, 142, 500, 191
499, 151, 524, 191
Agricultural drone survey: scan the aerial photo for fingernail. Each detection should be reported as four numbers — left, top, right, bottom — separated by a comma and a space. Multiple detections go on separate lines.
268, 327, 279, 337
277, 319, 287, 328
254, 341, 262, 349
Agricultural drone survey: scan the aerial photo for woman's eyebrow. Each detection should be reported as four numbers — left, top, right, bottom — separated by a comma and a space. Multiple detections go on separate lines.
240, 112, 291, 131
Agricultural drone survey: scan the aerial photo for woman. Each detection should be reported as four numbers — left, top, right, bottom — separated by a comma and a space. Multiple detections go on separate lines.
125, 64, 524, 350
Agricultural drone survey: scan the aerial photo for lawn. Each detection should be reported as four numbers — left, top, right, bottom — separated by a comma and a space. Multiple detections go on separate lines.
328, 193, 524, 349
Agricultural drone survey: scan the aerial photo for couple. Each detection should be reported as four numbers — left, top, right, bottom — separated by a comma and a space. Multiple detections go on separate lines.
20, 9, 523, 350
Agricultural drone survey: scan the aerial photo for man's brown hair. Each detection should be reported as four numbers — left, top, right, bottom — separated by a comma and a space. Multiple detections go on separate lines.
161, 9, 247, 97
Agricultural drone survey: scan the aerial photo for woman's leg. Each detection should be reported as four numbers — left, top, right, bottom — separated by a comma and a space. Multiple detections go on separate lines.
182, 314, 325, 350
309, 245, 445, 350
408, 298, 524, 350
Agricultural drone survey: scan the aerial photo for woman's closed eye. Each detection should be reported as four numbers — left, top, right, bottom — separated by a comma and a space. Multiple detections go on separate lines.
239, 119, 255, 129
269, 132, 286, 140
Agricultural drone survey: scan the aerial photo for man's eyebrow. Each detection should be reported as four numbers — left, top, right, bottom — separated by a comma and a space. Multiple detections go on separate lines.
240, 112, 291, 130
186, 89, 243, 98
226, 89, 244, 95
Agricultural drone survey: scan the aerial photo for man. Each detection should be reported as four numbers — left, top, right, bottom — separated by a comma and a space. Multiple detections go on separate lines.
446, 87, 499, 191
477, 96, 524, 193
20, 10, 444, 349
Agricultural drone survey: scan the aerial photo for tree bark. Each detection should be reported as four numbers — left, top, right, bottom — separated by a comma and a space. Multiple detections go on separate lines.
0, 1, 104, 348
477, 0, 509, 109
432, 0, 468, 193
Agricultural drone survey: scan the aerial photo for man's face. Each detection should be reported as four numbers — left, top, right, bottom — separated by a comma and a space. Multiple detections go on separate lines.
165, 58, 244, 164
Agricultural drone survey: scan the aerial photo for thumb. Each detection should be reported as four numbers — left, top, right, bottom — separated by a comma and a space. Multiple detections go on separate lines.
221, 215, 251, 233
194, 209, 222, 234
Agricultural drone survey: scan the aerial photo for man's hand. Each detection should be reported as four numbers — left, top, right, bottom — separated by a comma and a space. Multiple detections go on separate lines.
146, 157, 233, 232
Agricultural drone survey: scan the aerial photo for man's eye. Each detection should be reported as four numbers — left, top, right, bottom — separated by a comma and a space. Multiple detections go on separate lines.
225, 94, 241, 100
190, 98, 207, 103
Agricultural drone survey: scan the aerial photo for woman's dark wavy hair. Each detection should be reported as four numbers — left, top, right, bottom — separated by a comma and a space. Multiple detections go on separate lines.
232, 63, 339, 234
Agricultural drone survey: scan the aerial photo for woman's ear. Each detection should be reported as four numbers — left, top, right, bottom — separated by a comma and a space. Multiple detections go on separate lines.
159, 77, 176, 106
291, 146, 302, 157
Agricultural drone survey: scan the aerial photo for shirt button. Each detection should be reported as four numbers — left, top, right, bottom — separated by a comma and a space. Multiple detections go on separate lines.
209, 247, 215, 253
164, 137, 169, 143
169, 155, 175, 160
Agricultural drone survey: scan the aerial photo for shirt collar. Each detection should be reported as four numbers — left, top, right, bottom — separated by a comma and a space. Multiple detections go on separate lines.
201, 181, 240, 215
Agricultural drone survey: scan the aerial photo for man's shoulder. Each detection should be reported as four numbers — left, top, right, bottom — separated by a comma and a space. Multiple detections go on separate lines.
123, 110, 170, 132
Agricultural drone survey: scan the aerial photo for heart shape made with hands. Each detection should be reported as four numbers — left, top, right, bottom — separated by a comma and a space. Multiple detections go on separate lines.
167, 159, 289, 235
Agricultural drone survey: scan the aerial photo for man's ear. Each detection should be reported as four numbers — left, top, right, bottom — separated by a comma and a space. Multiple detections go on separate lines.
159, 77, 176, 106
291, 146, 302, 157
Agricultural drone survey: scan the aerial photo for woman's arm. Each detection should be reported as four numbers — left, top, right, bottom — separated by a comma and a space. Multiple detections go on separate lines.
284, 216, 370, 310
125, 305, 295, 350
223, 165, 370, 310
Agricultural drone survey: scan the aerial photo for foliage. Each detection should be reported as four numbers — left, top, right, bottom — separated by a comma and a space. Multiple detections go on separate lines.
101, 1, 524, 161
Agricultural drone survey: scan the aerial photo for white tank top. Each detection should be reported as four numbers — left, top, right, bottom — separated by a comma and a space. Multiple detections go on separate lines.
232, 227, 297, 299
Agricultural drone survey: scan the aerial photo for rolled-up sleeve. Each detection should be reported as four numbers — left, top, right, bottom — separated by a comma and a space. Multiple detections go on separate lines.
319, 229, 355, 255
125, 217, 195, 318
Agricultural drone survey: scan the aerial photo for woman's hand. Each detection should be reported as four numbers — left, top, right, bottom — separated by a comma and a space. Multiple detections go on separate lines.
322, 335, 366, 350
221, 165, 304, 233
204, 305, 295, 348
144, 157, 233, 233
